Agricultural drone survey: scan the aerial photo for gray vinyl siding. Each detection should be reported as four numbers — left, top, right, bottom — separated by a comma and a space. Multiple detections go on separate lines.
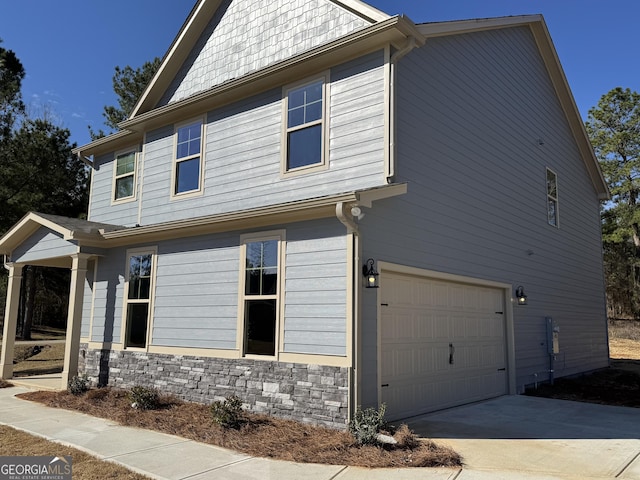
90, 248, 126, 344
81, 219, 348, 355
284, 219, 348, 356
80, 259, 96, 339
88, 152, 139, 227
359, 26, 608, 405
137, 50, 386, 226
11, 227, 77, 263
159, 0, 370, 106
151, 233, 239, 349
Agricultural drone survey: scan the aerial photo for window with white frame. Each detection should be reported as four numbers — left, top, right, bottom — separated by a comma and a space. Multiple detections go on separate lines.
173, 119, 203, 195
123, 249, 156, 348
240, 234, 282, 356
283, 76, 327, 172
113, 150, 137, 201
547, 168, 559, 227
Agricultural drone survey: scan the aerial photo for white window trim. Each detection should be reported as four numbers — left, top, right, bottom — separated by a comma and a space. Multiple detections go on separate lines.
170, 117, 206, 200
237, 230, 286, 360
121, 246, 158, 351
546, 167, 559, 228
280, 72, 330, 177
111, 147, 139, 205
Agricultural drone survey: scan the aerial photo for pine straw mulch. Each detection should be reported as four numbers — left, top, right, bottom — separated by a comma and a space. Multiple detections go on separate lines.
17, 388, 461, 469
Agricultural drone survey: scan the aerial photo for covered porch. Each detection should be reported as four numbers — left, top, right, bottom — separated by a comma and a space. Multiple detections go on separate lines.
0, 212, 118, 390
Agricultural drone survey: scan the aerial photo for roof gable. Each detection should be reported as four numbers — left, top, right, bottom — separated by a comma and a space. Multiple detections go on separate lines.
416, 16, 609, 200
132, 0, 389, 116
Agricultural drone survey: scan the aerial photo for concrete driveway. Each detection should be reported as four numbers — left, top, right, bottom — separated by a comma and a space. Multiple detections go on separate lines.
404, 395, 640, 479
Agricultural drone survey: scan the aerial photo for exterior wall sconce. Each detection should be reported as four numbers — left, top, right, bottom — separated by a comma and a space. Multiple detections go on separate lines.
363, 258, 379, 288
515, 285, 528, 305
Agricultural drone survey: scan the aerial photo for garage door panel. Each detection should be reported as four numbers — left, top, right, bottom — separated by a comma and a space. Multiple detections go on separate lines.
381, 272, 508, 420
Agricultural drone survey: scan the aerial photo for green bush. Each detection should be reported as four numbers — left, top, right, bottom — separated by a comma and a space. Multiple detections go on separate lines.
128, 385, 160, 410
67, 375, 89, 396
348, 403, 387, 445
210, 395, 244, 429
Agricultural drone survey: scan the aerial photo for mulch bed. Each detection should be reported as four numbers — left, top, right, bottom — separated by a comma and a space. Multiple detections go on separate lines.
525, 367, 640, 408
17, 388, 461, 469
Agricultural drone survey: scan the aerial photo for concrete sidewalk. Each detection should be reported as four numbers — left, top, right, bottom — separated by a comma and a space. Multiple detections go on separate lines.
0, 387, 639, 480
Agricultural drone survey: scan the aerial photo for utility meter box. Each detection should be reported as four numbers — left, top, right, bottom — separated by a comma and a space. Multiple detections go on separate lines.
546, 316, 560, 354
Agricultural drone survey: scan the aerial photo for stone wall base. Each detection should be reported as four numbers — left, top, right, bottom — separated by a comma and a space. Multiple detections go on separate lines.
78, 344, 349, 429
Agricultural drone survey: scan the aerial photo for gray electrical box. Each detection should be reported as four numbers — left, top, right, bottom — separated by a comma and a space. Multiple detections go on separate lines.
546, 316, 560, 354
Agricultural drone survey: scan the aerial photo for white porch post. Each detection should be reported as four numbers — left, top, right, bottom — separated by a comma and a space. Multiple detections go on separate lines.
1, 263, 24, 379
61, 254, 90, 389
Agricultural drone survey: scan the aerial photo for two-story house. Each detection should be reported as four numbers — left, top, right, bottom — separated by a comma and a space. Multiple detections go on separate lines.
0, 0, 609, 427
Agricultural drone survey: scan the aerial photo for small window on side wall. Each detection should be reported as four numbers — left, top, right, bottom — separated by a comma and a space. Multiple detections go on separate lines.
113, 150, 137, 202
173, 119, 204, 197
547, 168, 559, 227
282, 75, 328, 174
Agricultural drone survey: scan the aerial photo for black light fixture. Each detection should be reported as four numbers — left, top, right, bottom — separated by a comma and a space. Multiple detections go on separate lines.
515, 285, 528, 305
362, 258, 379, 288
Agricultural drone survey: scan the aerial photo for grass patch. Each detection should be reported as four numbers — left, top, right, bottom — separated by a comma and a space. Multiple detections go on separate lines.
0, 425, 150, 479
18, 389, 461, 468
609, 319, 640, 342
13, 343, 64, 377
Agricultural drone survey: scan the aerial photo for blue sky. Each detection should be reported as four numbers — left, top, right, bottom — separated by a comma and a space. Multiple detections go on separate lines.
1, 1, 638, 147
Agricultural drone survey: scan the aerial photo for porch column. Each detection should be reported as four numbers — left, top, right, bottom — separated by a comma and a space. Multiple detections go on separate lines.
61, 254, 90, 388
1, 263, 24, 379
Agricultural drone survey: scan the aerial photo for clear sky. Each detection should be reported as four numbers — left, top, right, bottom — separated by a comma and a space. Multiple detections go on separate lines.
1, 1, 638, 147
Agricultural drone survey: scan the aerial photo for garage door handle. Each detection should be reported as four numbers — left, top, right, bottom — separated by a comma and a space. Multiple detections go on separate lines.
497, 368, 506, 371
381, 384, 389, 388
449, 343, 455, 364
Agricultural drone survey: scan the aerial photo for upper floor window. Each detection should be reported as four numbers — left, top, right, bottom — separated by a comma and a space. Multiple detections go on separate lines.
173, 119, 204, 197
123, 248, 156, 349
546, 168, 559, 227
239, 232, 284, 357
113, 150, 137, 202
282, 75, 329, 174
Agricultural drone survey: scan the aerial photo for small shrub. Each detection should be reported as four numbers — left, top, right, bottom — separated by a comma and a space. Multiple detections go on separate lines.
68, 375, 89, 396
210, 395, 244, 429
128, 385, 160, 410
349, 403, 387, 445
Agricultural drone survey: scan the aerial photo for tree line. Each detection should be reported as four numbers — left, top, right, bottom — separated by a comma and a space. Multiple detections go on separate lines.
1, 36, 639, 336
0, 39, 158, 338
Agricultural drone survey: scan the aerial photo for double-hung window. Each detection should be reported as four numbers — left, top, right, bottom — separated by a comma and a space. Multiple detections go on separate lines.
173, 119, 204, 196
546, 168, 559, 227
123, 249, 156, 348
113, 149, 137, 202
240, 233, 283, 357
283, 75, 328, 173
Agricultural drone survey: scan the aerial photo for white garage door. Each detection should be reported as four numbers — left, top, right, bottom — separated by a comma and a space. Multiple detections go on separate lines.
381, 272, 508, 420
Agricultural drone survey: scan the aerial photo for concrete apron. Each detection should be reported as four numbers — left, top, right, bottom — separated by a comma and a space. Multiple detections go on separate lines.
403, 395, 640, 479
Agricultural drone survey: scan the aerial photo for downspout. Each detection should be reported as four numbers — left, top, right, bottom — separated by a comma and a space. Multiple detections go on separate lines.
336, 202, 360, 422
387, 36, 417, 183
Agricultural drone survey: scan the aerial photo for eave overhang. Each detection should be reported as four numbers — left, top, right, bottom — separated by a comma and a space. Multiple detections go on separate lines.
74, 15, 425, 159
0, 212, 115, 255
417, 15, 609, 200
1, 185, 407, 255
100, 183, 407, 247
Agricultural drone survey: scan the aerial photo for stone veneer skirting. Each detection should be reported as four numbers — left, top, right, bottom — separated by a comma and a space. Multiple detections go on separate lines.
78, 344, 349, 429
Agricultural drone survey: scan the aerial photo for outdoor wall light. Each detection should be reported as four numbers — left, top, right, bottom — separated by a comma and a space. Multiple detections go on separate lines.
363, 258, 379, 288
515, 285, 528, 305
